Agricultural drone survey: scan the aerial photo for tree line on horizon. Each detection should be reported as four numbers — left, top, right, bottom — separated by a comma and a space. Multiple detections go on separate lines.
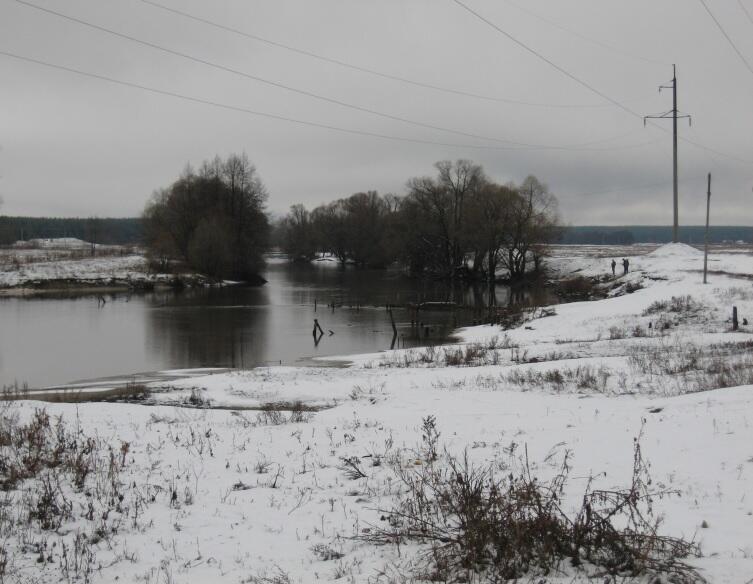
0, 216, 142, 246
276, 159, 561, 281
8, 154, 749, 283
1, 215, 746, 252
2, 156, 561, 282
140, 156, 558, 282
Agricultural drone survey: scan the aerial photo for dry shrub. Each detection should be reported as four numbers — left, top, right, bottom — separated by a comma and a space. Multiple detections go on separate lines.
624, 280, 644, 294
696, 350, 753, 391
339, 456, 368, 480
443, 344, 487, 367
311, 543, 344, 561
506, 365, 611, 393
184, 387, 209, 407
288, 400, 313, 423
364, 428, 701, 583
628, 339, 753, 394
643, 295, 700, 316
0, 409, 83, 490
380, 335, 519, 370
628, 340, 703, 377
256, 401, 313, 425
556, 276, 600, 301
609, 325, 626, 340
0, 406, 150, 581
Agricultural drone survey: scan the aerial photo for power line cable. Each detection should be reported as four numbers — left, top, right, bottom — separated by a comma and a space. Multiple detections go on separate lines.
451, 0, 645, 119
9, 0, 529, 148
14, 0, 638, 151
739, 0, 753, 27
9, 0, 748, 163
137, 0, 633, 110
698, 0, 753, 78
0, 49, 662, 153
500, 0, 669, 67
452, 0, 753, 165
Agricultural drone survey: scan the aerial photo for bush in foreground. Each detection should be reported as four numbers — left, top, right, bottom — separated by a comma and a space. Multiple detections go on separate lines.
365, 420, 702, 583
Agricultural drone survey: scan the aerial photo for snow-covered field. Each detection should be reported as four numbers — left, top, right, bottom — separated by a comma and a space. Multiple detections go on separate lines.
0, 253, 153, 289
2, 243, 753, 583
0, 239, 201, 290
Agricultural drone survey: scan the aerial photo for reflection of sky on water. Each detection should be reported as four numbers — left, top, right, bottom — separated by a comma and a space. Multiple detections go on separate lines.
0, 260, 551, 388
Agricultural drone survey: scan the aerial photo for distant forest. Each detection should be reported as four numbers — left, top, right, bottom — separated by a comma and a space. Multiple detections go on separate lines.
0, 216, 142, 246
0, 216, 750, 247
560, 225, 753, 245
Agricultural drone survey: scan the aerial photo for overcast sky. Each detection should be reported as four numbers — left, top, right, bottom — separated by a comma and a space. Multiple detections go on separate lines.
1, 0, 752, 225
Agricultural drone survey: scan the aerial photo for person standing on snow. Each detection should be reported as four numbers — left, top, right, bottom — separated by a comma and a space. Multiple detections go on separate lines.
611, 259, 616, 276
622, 258, 629, 275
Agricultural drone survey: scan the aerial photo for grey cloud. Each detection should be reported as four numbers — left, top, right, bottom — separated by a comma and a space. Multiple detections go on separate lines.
1, 0, 751, 224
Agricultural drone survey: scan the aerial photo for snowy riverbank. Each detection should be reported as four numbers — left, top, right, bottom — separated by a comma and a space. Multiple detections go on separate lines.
0, 240, 212, 292
2, 243, 753, 583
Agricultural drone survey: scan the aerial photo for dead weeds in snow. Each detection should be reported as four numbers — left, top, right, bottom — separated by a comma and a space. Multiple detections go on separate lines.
0, 406, 160, 582
643, 295, 702, 317
505, 364, 612, 394
364, 420, 703, 583
379, 336, 519, 369
628, 337, 753, 394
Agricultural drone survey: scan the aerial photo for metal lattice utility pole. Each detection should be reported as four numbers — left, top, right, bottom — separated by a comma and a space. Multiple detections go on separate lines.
644, 65, 691, 243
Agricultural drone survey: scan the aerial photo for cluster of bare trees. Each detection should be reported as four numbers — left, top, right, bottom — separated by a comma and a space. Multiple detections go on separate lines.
143, 153, 268, 281
278, 160, 560, 281
278, 191, 401, 267
141, 157, 557, 283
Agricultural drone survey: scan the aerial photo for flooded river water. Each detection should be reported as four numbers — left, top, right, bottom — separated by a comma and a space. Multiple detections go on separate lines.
0, 255, 546, 388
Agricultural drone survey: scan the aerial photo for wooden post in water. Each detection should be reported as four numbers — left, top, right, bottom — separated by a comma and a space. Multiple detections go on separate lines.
388, 307, 398, 349
703, 173, 711, 284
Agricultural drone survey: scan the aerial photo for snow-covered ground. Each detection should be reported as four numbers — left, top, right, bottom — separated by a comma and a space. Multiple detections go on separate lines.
3, 243, 753, 583
0, 253, 154, 289
13, 237, 100, 250
0, 239, 202, 290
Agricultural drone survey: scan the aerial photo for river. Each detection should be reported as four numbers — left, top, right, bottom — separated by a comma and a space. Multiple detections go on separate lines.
0, 255, 546, 389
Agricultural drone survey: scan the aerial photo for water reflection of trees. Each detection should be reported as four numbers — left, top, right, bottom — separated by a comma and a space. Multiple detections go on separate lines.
145, 287, 270, 369
142, 265, 555, 370
279, 263, 543, 310
463, 282, 537, 308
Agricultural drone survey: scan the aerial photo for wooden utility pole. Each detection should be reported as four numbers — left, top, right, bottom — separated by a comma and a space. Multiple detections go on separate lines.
644, 65, 691, 243
703, 173, 711, 284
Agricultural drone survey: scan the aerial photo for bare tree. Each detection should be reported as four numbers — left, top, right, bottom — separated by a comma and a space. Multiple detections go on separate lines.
275, 161, 561, 282
404, 160, 485, 278
311, 201, 349, 263
465, 183, 517, 281
280, 204, 318, 261
307, 191, 398, 267
499, 176, 560, 280
143, 154, 269, 281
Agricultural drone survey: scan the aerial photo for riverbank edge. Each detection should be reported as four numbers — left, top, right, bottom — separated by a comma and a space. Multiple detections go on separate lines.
0, 274, 269, 297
